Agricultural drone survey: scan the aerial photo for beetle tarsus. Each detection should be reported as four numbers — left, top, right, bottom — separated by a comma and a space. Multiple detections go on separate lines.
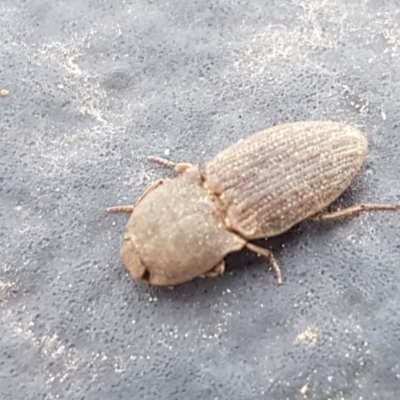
309, 203, 400, 221
107, 205, 135, 213
245, 242, 283, 285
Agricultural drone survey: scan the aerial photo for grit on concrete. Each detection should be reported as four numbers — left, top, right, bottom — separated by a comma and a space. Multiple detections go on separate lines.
1, 1, 400, 399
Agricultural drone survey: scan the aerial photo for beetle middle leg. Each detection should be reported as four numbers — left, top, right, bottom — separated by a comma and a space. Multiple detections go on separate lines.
309, 203, 400, 221
148, 156, 193, 173
245, 243, 283, 284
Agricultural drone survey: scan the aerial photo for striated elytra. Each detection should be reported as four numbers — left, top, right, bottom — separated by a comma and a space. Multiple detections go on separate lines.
108, 121, 400, 287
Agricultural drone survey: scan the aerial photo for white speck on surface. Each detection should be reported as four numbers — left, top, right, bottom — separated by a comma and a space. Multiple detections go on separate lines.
294, 326, 319, 346
300, 384, 308, 395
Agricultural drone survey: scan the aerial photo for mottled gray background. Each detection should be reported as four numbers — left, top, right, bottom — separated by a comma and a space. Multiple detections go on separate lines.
1, 0, 400, 399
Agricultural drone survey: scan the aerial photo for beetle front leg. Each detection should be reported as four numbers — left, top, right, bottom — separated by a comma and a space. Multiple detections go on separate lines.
309, 203, 400, 221
148, 156, 194, 173
245, 243, 283, 285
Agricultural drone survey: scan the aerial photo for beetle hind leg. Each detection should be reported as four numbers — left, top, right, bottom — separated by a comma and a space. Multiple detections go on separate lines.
245, 243, 283, 285
309, 203, 400, 221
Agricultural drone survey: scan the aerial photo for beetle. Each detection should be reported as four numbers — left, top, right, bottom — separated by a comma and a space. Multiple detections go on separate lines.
108, 121, 400, 286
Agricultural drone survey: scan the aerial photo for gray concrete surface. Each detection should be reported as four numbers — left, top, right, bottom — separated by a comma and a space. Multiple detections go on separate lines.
1, 0, 400, 399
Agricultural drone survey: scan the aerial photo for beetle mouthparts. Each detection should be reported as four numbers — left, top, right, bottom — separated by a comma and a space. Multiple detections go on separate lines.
120, 238, 147, 282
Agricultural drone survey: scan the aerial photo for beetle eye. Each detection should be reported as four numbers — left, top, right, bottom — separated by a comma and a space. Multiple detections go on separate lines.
141, 268, 151, 282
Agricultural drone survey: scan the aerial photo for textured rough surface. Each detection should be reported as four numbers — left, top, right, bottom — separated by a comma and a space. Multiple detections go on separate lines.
204, 121, 368, 238
1, 0, 400, 399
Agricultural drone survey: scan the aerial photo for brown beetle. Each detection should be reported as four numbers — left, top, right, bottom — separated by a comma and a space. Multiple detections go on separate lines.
109, 121, 400, 286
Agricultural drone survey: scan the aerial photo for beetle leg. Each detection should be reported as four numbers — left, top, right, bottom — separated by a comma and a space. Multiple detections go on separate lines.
245, 243, 282, 285
309, 203, 400, 221
202, 261, 225, 277
107, 180, 164, 213
148, 156, 193, 173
